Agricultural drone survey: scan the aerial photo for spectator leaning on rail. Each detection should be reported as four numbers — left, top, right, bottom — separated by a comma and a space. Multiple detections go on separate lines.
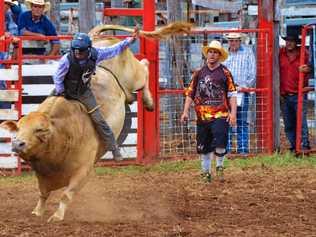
0, 0, 20, 109
279, 34, 311, 153
4, 0, 19, 36
7, 0, 24, 25
223, 32, 256, 154
181, 40, 237, 183
17, 0, 60, 56
52, 27, 140, 161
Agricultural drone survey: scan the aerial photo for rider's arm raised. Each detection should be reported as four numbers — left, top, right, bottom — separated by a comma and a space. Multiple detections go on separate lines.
95, 37, 135, 64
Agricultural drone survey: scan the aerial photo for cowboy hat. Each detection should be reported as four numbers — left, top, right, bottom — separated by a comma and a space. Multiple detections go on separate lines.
4, 0, 19, 6
282, 34, 300, 44
25, 0, 51, 12
224, 32, 244, 40
202, 40, 228, 62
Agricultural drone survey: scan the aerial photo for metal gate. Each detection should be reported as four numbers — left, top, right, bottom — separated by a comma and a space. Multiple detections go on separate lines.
295, 24, 316, 155
158, 28, 274, 159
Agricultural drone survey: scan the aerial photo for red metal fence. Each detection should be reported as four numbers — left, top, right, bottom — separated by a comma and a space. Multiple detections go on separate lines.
158, 28, 274, 159
295, 25, 316, 155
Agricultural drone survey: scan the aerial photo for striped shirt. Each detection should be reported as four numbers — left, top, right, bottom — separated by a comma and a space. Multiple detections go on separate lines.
223, 45, 256, 88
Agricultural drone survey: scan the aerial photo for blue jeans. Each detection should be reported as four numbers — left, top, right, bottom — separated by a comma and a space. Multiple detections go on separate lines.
228, 93, 249, 153
281, 94, 310, 149
0, 80, 10, 109
0, 57, 11, 109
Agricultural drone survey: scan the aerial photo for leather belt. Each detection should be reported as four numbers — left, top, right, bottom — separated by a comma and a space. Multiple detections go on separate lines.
284, 93, 297, 96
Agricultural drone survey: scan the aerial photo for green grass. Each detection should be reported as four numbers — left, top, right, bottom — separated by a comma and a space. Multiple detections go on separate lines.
95, 159, 200, 176
96, 152, 316, 176
228, 152, 316, 169
1, 153, 315, 182
0, 171, 35, 184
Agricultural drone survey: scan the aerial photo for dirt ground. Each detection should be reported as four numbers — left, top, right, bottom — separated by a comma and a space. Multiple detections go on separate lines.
0, 165, 316, 237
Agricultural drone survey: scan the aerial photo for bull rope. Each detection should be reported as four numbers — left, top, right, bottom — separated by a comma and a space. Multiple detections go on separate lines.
87, 65, 128, 114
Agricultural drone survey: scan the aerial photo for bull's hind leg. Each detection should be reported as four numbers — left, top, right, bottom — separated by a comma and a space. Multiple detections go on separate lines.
143, 87, 154, 111
47, 167, 91, 223
139, 59, 154, 111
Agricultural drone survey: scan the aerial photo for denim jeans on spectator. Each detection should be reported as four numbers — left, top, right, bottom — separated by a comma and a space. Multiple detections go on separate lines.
0, 80, 10, 109
281, 94, 310, 150
0, 56, 11, 109
228, 93, 249, 153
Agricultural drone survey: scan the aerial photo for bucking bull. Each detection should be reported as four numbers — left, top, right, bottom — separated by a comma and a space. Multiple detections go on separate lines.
0, 22, 191, 222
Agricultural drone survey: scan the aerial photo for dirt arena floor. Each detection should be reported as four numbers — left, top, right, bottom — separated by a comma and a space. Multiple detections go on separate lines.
0, 164, 316, 237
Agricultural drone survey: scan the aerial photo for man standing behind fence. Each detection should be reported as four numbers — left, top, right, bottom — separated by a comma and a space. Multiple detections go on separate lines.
181, 40, 237, 183
279, 34, 311, 153
18, 0, 60, 57
223, 32, 256, 154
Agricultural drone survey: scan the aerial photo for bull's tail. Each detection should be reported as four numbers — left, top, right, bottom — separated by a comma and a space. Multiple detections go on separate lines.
88, 22, 192, 40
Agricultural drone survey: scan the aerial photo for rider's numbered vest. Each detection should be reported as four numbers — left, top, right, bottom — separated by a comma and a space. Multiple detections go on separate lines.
64, 47, 98, 97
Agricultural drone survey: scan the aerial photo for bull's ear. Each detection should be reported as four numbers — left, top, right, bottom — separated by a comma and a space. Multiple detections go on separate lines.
0, 121, 18, 132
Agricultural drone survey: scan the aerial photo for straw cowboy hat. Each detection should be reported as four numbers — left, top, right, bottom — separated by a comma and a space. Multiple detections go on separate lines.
25, 0, 51, 12
224, 32, 244, 40
202, 40, 228, 62
4, 0, 19, 6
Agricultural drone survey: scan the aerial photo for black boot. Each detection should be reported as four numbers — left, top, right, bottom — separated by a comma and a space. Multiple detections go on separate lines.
200, 172, 211, 183
112, 145, 123, 161
216, 166, 224, 182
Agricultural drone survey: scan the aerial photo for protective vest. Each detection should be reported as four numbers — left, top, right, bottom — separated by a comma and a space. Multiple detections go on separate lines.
64, 47, 98, 97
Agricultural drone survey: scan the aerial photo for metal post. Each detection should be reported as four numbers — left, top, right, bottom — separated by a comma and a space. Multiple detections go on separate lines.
50, 0, 61, 33
273, 0, 284, 151
79, 0, 96, 33
141, 0, 159, 163
296, 26, 310, 154
0, 0, 5, 51
258, 0, 274, 153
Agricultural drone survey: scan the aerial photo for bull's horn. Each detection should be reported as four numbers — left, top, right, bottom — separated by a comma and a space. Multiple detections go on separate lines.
88, 22, 192, 40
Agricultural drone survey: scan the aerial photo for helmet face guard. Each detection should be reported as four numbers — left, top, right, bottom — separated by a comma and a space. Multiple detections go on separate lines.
72, 48, 90, 60
71, 33, 92, 52
73, 48, 89, 54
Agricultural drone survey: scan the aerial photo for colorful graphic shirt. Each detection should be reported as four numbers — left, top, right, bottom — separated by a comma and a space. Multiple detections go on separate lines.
185, 64, 237, 123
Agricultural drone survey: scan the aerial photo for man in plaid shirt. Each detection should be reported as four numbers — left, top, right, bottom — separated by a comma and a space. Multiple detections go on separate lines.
223, 32, 256, 154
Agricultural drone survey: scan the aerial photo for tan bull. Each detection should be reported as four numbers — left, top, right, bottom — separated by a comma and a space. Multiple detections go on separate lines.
0, 22, 191, 222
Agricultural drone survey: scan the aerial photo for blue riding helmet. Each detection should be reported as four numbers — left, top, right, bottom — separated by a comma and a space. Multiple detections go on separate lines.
71, 32, 92, 51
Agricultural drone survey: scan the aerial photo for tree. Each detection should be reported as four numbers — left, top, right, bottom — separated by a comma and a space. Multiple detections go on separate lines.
49, 0, 61, 33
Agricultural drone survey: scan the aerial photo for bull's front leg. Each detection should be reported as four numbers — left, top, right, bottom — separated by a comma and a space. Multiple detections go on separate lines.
47, 167, 91, 223
32, 190, 50, 217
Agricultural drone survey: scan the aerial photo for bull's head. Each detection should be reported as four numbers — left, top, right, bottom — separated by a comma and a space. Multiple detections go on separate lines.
1, 112, 53, 161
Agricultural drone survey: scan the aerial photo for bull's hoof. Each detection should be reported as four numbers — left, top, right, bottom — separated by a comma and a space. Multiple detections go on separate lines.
145, 103, 154, 112
31, 208, 44, 217
126, 93, 137, 104
47, 213, 64, 223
